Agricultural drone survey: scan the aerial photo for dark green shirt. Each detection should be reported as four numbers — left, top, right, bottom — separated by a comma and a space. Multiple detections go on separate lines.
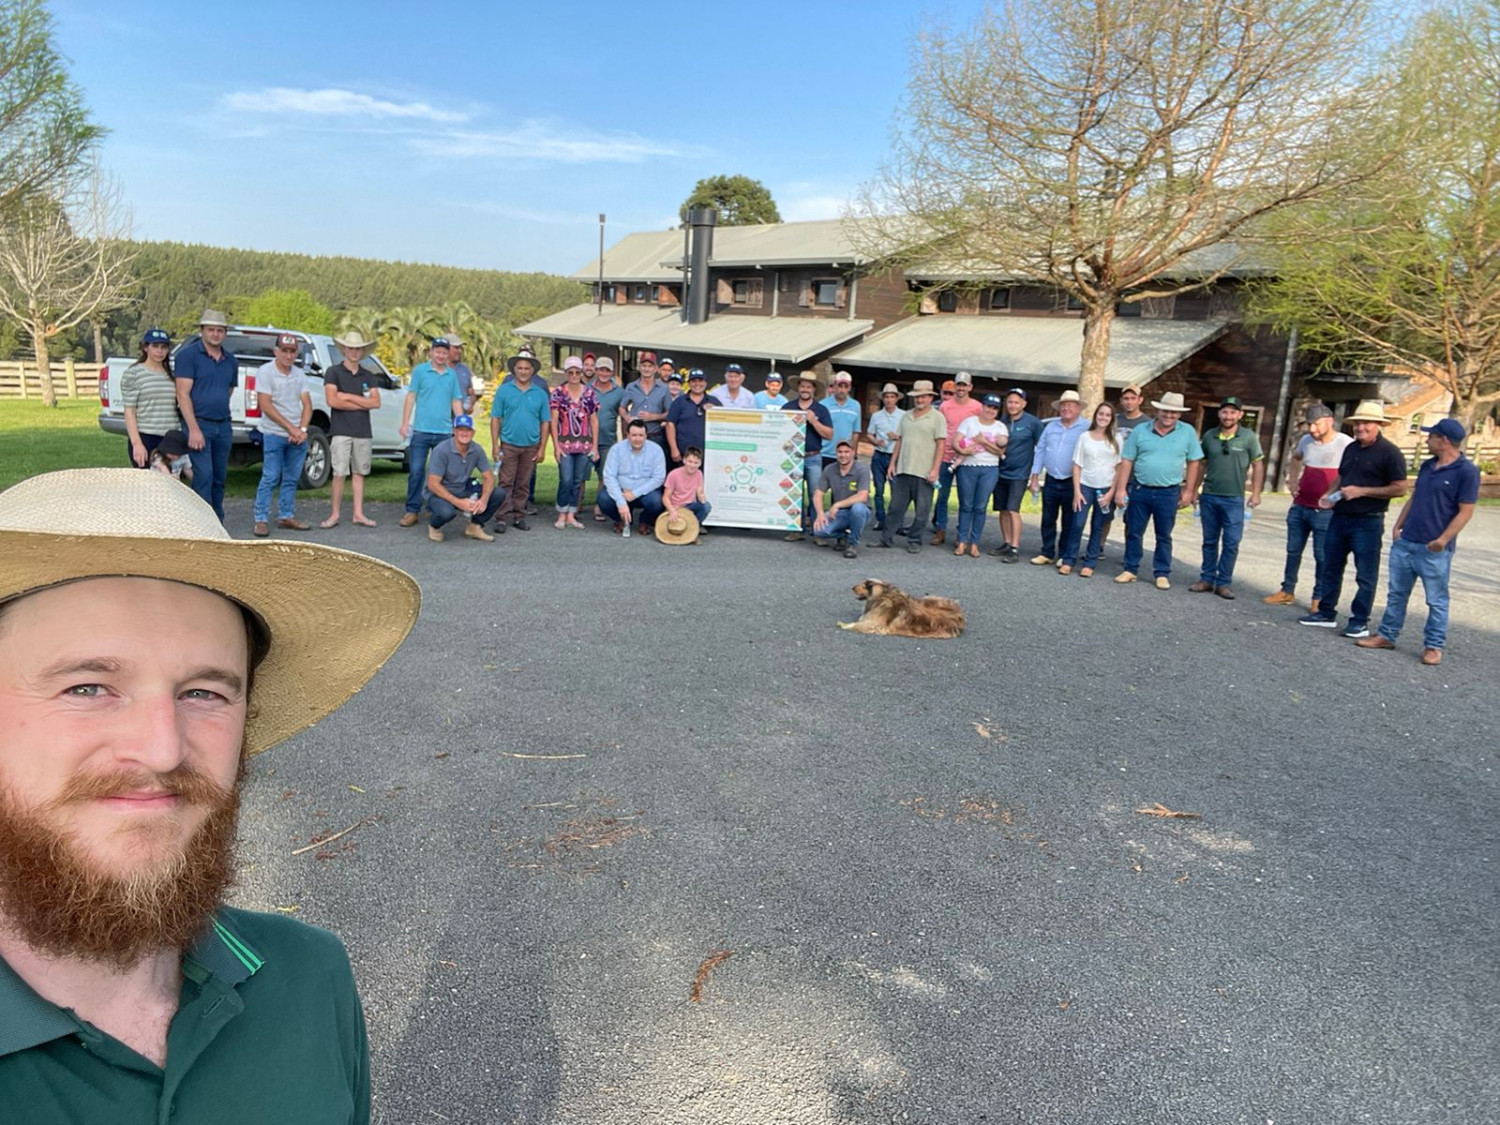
1199, 425, 1264, 496
0, 907, 369, 1125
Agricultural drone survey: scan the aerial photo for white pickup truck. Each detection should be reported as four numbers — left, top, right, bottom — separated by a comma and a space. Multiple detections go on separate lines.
97, 327, 411, 488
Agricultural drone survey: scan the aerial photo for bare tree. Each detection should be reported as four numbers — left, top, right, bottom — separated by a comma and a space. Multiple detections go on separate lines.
854, 0, 1379, 406
0, 166, 137, 406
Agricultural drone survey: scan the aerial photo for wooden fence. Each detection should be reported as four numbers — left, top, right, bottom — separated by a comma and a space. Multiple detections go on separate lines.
0, 359, 103, 400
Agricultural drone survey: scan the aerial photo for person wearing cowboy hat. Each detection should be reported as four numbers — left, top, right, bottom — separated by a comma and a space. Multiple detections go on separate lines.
251, 333, 314, 538
753, 370, 787, 409
1356, 418, 1479, 665
866, 383, 905, 531
489, 347, 553, 532
1300, 400, 1409, 637
0, 468, 418, 1120
323, 330, 383, 529
779, 371, 833, 541
174, 309, 239, 522
1028, 388, 1089, 571
874, 380, 946, 554
1112, 390, 1204, 589
589, 357, 625, 521
399, 337, 463, 527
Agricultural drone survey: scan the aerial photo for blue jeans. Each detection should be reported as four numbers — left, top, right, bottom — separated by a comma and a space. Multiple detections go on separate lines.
814, 502, 871, 546
931, 462, 956, 529
1122, 484, 1181, 578
801, 455, 823, 529
555, 451, 591, 512
1319, 513, 1384, 626
405, 430, 447, 514
253, 433, 308, 522
429, 479, 506, 529
870, 451, 892, 524
1281, 504, 1332, 600
955, 464, 999, 544
1379, 538, 1453, 649
675, 499, 712, 524
1198, 494, 1246, 586
598, 487, 665, 528
1076, 486, 1115, 567
188, 417, 233, 521
1039, 476, 1079, 561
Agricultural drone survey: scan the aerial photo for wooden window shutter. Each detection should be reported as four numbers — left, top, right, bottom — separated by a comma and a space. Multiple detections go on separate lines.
798, 280, 812, 307
835, 283, 847, 309
716, 278, 733, 305
749, 279, 764, 308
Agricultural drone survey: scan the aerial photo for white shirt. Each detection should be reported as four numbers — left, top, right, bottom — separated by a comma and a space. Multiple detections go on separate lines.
711, 385, 756, 409
1072, 430, 1123, 488
954, 416, 1008, 467
255, 360, 307, 437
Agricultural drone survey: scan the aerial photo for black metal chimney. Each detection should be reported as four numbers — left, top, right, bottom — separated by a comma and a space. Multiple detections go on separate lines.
687, 207, 717, 325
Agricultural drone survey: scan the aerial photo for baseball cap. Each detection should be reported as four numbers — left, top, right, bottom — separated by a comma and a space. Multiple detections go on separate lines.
583, 352, 596, 362
1121, 383, 1144, 396
941, 380, 957, 392
667, 371, 682, 383
725, 362, 744, 374
687, 368, 707, 381
453, 414, 475, 430
954, 371, 973, 385
659, 357, 675, 369
638, 351, 658, 364
983, 393, 1004, 408
430, 336, 450, 349
597, 357, 615, 370
1303, 404, 1333, 422
766, 372, 783, 383
1005, 387, 1028, 399
563, 356, 583, 371
1220, 396, 1244, 409
142, 327, 171, 345
833, 370, 852, 384
275, 333, 299, 350
1422, 418, 1467, 443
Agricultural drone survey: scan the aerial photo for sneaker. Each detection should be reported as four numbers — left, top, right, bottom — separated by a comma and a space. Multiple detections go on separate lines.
512, 518, 529, 531
894, 526, 909, 537
844, 545, 859, 559
1154, 576, 1171, 590
399, 512, 419, 528
1298, 614, 1337, 628
427, 526, 443, 542
524, 504, 539, 516
871, 540, 892, 548
1263, 590, 1296, 606
492, 520, 506, 534
1340, 622, 1371, 639
873, 522, 886, 532
464, 523, 494, 542
906, 542, 921, 554
1001, 546, 1019, 564
987, 545, 1007, 557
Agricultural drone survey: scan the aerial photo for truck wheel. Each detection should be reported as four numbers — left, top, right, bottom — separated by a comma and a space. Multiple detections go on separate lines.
299, 427, 332, 489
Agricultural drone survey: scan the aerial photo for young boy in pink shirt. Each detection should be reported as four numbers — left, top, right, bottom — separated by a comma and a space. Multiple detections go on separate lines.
663, 446, 712, 536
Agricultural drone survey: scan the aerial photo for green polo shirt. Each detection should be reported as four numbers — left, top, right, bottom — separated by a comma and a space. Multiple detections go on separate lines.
1122, 419, 1204, 487
1199, 425, 1264, 496
0, 907, 369, 1125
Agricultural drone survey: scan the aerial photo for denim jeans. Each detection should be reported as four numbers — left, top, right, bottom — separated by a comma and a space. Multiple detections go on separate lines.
253, 433, 308, 522
1379, 538, 1453, 649
429, 479, 505, 529
1076, 486, 1115, 567
870, 451, 892, 524
1198, 493, 1246, 586
814, 502, 871, 546
1281, 503, 1332, 600
555, 451, 591, 512
188, 416, 233, 521
955, 464, 999, 544
1319, 513, 1385, 626
405, 430, 447, 514
598, 486, 665, 528
801, 455, 823, 529
932, 462, 956, 529
1122, 484, 1181, 578
1039, 476, 1079, 561
881, 474, 934, 549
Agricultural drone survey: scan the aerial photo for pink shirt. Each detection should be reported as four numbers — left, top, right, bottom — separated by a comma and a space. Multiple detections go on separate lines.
665, 466, 703, 506
938, 396, 983, 462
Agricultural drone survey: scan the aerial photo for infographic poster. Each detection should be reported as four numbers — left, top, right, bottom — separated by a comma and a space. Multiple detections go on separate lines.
703, 408, 805, 531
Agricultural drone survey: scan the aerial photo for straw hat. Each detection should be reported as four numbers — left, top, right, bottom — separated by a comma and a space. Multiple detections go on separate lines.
199, 309, 228, 328
0, 469, 420, 756
1151, 391, 1189, 412
333, 330, 374, 350
1347, 400, 1390, 424
908, 380, 938, 399
654, 509, 701, 545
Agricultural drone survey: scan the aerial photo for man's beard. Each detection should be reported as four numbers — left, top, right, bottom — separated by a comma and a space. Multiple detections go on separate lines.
0, 761, 243, 969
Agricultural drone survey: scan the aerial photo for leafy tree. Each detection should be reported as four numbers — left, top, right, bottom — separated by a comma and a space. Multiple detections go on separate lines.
854, 0, 1378, 407
244, 287, 335, 333
679, 174, 782, 227
1251, 0, 1500, 429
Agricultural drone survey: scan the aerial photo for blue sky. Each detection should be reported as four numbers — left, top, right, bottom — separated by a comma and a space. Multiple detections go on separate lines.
52, 0, 948, 275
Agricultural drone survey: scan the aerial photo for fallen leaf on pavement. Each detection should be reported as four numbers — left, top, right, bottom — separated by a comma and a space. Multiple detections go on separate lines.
1136, 802, 1202, 820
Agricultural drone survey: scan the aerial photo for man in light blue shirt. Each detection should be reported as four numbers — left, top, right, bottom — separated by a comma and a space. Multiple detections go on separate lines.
1029, 389, 1091, 570
819, 371, 863, 472
1113, 390, 1204, 588
752, 372, 787, 409
399, 337, 462, 524
601, 419, 667, 537
866, 383, 904, 530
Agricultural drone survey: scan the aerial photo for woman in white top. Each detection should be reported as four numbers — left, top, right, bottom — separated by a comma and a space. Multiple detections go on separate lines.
951, 394, 1009, 557
1070, 402, 1122, 577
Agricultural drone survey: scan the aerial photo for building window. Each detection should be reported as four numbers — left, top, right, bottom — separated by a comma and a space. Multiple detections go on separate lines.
814, 279, 841, 307
633, 284, 647, 302
1065, 293, 1085, 311
988, 287, 1011, 311
1141, 295, 1177, 319
937, 290, 959, 313
598, 284, 616, 303
1408, 412, 1424, 434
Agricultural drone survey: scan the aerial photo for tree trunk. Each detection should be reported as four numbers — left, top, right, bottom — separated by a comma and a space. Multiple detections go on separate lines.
1078, 301, 1116, 408
92, 320, 104, 363
32, 328, 56, 409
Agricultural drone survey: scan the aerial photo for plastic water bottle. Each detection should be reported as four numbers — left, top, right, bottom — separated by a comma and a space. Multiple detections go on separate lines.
1243, 503, 1254, 521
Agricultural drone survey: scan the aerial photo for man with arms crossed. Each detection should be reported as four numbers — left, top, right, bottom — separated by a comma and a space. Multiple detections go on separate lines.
875, 381, 946, 554
0, 467, 418, 1124
988, 389, 1043, 562
322, 331, 381, 529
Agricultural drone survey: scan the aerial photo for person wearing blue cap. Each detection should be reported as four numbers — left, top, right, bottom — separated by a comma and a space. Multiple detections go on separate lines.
399, 337, 463, 526
425, 414, 503, 541
711, 362, 756, 409
121, 328, 179, 469
1355, 417, 1479, 666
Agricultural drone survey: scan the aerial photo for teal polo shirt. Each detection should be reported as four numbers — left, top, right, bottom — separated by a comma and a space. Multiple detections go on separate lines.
1122, 419, 1204, 486
0, 907, 369, 1124
408, 363, 462, 435
489, 379, 552, 446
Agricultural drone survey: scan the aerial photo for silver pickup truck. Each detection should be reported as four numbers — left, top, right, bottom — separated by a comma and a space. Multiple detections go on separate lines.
97, 327, 410, 488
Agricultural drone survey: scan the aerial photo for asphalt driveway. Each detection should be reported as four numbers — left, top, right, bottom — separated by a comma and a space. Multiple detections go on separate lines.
232, 494, 1499, 1125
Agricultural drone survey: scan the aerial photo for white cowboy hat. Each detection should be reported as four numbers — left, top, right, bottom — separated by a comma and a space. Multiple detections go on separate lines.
0, 469, 420, 756
199, 309, 229, 328
333, 330, 374, 350
1057, 389, 1082, 404
908, 380, 938, 399
654, 509, 701, 545
507, 347, 540, 375
879, 383, 900, 396
1347, 400, 1391, 424
1151, 391, 1189, 412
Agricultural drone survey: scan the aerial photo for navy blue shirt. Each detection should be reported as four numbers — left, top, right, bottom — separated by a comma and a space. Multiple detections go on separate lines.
174, 337, 239, 422
780, 399, 833, 457
998, 411, 1044, 479
1334, 434, 1407, 516
1400, 455, 1480, 548
666, 392, 715, 456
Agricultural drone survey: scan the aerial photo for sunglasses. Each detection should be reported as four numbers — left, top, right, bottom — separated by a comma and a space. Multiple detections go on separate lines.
941, 391, 955, 398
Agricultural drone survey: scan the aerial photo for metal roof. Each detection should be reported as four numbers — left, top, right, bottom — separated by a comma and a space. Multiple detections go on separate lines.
516, 303, 874, 364
832, 315, 1231, 388
570, 219, 865, 281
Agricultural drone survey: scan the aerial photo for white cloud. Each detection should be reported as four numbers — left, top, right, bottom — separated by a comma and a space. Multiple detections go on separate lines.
779, 193, 851, 222
413, 122, 699, 164
222, 87, 469, 124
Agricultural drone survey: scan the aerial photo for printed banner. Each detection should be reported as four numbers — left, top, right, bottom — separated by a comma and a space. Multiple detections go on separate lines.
703, 408, 805, 531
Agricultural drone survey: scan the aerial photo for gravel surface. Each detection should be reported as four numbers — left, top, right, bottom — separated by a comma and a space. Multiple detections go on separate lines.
231, 495, 1499, 1125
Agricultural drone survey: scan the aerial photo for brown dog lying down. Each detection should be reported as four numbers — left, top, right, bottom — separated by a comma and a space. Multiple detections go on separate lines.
838, 579, 965, 638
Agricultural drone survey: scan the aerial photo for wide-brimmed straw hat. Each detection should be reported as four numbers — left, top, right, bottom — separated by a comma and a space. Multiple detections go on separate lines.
1347, 400, 1391, 424
199, 309, 229, 328
654, 509, 700, 545
1151, 391, 1189, 412
0, 469, 420, 756
333, 330, 374, 350
908, 380, 937, 399
507, 347, 539, 375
